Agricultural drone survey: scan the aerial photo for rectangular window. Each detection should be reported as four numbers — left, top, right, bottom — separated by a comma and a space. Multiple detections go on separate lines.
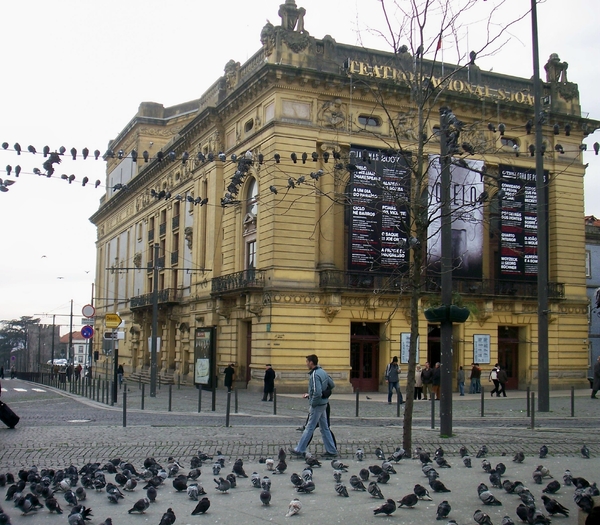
78, 346, 84, 353
247, 240, 256, 269
264, 101, 275, 123
586, 251, 591, 278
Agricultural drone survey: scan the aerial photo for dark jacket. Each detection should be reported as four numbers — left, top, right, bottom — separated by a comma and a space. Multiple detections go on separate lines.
263, 367, 276, 393
497, 369, 508, 384
385, 362, 400, 383
421, 367, 433, 384
432, 367, 441, 386
593, 360, 600, 391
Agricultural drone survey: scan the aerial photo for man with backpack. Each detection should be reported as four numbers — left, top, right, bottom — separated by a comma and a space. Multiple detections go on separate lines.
385, 356, 403, 404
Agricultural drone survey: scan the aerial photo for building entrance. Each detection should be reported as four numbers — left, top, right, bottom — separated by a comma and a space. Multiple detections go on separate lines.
350, 322, 380, 392
498, 326, 519, 389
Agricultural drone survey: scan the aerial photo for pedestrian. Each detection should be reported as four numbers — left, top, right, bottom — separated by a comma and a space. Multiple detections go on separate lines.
457, 365, 465, 396
432, 362, 441, 400
489, 363, 500, 396
414, 364, 423, 400
262, 364, 276, 401
223, 363, 235, 392
10, 365, 16, 379
290, 354, 337, 458
470, 363, 482, 394
66, 364, 73, 383
75, 364, 82, 381
0, 366, 4, 379
497, 364, 508, 397
117, 363, 124, 388
421, 362, 433, 400
385, 356, 403, 405
591, 355, 600, 399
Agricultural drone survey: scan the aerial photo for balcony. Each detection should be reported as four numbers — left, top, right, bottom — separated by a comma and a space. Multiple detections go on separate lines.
172, 215, 180, 230
171, 251, 179, 265
319, 270, 565, 299
148, 229, 154, 242
159, 222, 167, 236
211, 269, 265, 295
130, 288, 181, 309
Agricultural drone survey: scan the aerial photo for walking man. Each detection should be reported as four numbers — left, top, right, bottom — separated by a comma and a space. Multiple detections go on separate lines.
421, 362, 433, 400
470, 363, 481, 394
432, 362, 441, 400
385, 356, 403, 404
223, 363, 235, 393
497, 364, 508, 397
262, 363, 276, 401
457, 365, 465, 396
489, 363, 500, 396
290, 354, 337, 458
592, 355, 600, 399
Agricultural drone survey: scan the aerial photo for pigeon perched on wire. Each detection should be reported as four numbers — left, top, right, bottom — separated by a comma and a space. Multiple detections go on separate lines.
191, 497, 210, 515
373, 498, 397, 515
436, 500, 451, 520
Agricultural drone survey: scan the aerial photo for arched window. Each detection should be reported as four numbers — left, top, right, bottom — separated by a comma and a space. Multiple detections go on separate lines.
243, 177, 258, 270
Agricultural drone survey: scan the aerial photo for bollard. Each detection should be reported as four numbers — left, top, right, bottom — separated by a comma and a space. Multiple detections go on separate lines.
139, 377, 141, 390
481, 387, 485, 417
355, 390, 360, 417
530, 392, 535, 430
526, 386, 530, 417
431, 393, 435, 429
110, 381, 114, 406
123, 391, 127, 428
225, 391, 231, 428
571, 386, 575, 417
141, 383, 145, 410
212, 385, 216, 412
178, 375, 181, 390
396, 394, 401, 418
273, 388, 277, 415
101, 380, 105, 404
168, 384, 172, 412
197, 385, 202, 413
158, 375, 161, 390
234, 389, 238, 414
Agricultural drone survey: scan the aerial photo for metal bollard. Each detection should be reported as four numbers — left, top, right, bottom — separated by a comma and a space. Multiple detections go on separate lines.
273, 388, 277, 415
235, 389, 238, 414
139, 377, 141, 390
158, 374, 161, 390
530, 392, 535, 429
355, 390, 360, 417
101, 380, 105, 404
396, 394, 401, 418
110, 381, 114, 406
168, 384, 172, 412
178, 375, 181, 390
431, 393, 435, 429
141, 383, 145, 410
526, 386, 530, 417
225, 391, 231, 428
197, 385, 202, 413
123, 391, 127, 427
571, 386, 575, 417
481, 387, 485, 417
211, 385, 216, 412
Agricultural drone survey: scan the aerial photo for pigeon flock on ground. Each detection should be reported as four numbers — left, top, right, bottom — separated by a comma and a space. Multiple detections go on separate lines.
0, 444, 597, 524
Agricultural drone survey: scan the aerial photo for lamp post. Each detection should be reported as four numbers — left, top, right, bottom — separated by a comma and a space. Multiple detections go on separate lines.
150, 243, 159, 397
531, 0, 550, 412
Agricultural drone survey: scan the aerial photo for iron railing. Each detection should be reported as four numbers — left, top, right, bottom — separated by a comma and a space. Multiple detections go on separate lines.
211, 269, 265, 294
130, 288, 181, 309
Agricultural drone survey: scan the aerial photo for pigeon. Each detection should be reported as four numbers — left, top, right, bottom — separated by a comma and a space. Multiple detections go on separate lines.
124, 478, 137, 491
301, 467, 313, 482
331, 459, 348, 471
463, 456, 472, 468
98, 519, 113, 525
375, 447, 385, 460
388, 448, 406, 462
233, 460, 248, 478
286, 498, 302, 517
187, 483, 200, 501
426, 469, 439, 482
261, 476, 271, 491
106, 484, 124, 500
128, 498, 150, 514
519, 490, 536, 507
356, 448, 365, 462
226, 474, 237, 488
45, 496, 63, 514
513, 452, 525, 463
532, 471, 543, 484
377, 471, 390, 484
15, 495, 39, 515
478, 484, 502, 505
335, 483, 349, 497
482, 459, 492, 472
158, 507, 176, 525
359, 468, 370, 481
146, 486, 157, 502
490, 471, 503, 488
495, 463, 506, 476
436, 500, 451, 520
381, 461, 396, 474
430, 479, 451, 493
414, 484, 433, 500
436, 456, 451, 468
476, 446, 489, 458
260, 490, 271, 505
574, 476, 591, 489
265, 459, 274, 471
212, 464, 221, 476
373, 498, 396, 515
369, 465, 383, 476
539, 445, 548, 458
474, 509, 493, 525
516, 503, 531, 522
290, 473, 303, 487
191, 497, 210, 514
274, 459, 287, 474
419, 452, 432, 464
106, 493, 121, 504
252, 472, 262, 488
332, 470, 342, 483
214, 477, 231, 493
536, 465, 552, 478
187, 468, 201, 480
65, 490, 78, 506
542, 480, 560, 494
541, 495, 569, 517
581, 445, 590, 459
305, 456, 321, 468
574, 489, 594, 513
459, 446, 469, 457
349, 475, 366, 491
397, 493, 418, 507
297, 480, 315, 493
501, 516, 515, 525
368, 481, 384, 499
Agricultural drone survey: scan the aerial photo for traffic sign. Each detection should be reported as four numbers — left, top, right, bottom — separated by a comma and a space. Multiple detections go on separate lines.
104, 331, 125, 340
82, 304, 96, 318
81, 325, 94, 339
105, 313, 122, 328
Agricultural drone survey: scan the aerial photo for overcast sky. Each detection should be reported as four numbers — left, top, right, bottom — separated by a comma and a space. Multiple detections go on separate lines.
1, 0, 598, 329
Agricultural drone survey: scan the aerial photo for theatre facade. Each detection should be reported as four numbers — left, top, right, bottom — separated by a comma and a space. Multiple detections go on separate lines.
90, 0, 599, 392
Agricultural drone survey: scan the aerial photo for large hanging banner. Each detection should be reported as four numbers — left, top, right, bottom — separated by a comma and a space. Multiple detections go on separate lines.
347, 147, 411, 273
498, 165, 548, 280
427, 156, 484, 278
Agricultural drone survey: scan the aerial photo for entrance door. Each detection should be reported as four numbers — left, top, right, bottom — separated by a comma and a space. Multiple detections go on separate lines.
350, 322, 380, 391
245, 321, 252, 384
498, 326, 519, 389
427, 325, 441, 365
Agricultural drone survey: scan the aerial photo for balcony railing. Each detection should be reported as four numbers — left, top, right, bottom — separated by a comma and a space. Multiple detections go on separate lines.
171, 251, 179, 265
159, 222, 167, 236
319, 270, 565, 299
172, 215, 180, 230
130, 288, 181, 309
211, 269, 265, 295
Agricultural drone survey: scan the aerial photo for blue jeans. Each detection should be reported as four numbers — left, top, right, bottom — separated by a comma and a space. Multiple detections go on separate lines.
387, 381, 403, 403
295, 403, 337, 454
458, 382, 464, 395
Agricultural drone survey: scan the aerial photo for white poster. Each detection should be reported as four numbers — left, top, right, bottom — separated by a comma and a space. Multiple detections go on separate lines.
401, 333, 420, 364
473, 334, 491, 364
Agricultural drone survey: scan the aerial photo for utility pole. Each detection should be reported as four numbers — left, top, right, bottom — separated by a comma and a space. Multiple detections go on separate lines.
51, 314, 56, 370
531, 0, 549, 412
69, 299, 74, 364
150, 243, 159, 397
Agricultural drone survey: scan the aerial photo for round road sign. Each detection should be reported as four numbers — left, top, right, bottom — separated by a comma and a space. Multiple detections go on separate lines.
82, 304, 96, 318
81, 325, 94, 339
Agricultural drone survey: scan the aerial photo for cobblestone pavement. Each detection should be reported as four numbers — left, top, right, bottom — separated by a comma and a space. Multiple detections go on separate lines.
0, 378, 598, 524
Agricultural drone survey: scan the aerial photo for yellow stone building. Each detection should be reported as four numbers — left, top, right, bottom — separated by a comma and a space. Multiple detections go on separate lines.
90, 1, 598, 393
